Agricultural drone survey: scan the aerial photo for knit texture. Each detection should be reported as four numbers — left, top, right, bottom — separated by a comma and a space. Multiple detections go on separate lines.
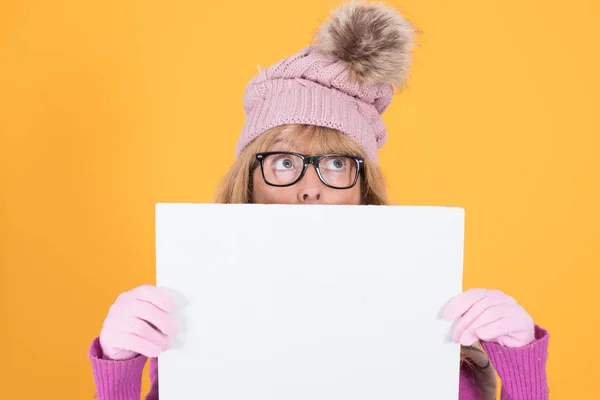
482, 325, 550, 399
88, 325, 550, 399
89, 338, 147, 400
236, 46, 394, 163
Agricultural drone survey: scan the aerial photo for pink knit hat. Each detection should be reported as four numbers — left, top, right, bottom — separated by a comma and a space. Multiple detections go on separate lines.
235, 1, 416, 163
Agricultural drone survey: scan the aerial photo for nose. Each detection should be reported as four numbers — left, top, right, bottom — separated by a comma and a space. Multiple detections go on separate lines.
298, 166, 323, 203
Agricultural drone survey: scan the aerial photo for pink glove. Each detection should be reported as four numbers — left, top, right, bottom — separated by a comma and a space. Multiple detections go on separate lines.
443, 288, 535, 348
99, 284, 179, 360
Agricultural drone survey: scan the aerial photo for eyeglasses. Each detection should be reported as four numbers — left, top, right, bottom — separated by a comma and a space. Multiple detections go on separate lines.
254, 152, 364, 189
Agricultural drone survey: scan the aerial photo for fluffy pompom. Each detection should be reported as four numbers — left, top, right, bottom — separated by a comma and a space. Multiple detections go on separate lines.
313, 1, 416, 87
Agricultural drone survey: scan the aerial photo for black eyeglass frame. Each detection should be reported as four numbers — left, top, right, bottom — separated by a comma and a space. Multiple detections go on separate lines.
254, 151, 364, 190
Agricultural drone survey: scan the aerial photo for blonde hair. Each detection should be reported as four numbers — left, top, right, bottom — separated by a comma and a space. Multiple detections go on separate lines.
214, 124, 388, 205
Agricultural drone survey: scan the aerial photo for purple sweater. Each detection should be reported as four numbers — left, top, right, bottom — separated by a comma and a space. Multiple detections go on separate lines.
89, 325, 549, 399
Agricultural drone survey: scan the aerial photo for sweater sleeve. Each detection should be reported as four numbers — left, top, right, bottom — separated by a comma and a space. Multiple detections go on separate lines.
481, 325, 550, 400
88, 336, 149, 400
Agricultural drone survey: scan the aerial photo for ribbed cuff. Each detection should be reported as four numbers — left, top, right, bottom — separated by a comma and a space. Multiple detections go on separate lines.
88, 337, 148, 400
481, 325, 550, 400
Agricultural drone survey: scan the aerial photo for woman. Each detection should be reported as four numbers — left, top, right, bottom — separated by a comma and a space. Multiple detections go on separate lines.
89, 2, 549, 399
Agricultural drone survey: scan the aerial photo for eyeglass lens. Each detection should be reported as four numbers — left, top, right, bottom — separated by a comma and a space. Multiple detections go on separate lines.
261, 153, 357, 188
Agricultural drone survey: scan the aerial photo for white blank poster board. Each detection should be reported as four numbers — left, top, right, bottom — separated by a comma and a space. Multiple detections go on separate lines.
156, 204, 464, 400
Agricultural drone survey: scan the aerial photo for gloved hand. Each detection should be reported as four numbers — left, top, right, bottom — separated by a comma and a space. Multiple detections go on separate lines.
443, 288, 535, 348
99, 284, 179, 360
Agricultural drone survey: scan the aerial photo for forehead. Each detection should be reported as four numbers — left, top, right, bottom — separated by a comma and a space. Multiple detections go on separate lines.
269, 139, 311, 154
266, 126, 348, 155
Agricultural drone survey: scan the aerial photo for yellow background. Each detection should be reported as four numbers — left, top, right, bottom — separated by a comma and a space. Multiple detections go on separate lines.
1, 0, 598, 398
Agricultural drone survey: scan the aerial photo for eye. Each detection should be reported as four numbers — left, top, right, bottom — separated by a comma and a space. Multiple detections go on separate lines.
273, 157, 296, 170
324, 158, 346, 170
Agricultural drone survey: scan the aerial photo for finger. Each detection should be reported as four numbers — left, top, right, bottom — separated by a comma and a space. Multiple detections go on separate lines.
451, 295, 513, 342
444, 289, 511, 321
458, 306, 507, 345
125, 285, 177, 313
497, 335, 529, 348
476, 313, 535, 348
109, 330, 166, 358
126, 317, 172, 351
475, 317, 516, 342
125, 299, 179, 336
106, 314, 172, 351
458, 330, 479, 346
443, 289, 488, 321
